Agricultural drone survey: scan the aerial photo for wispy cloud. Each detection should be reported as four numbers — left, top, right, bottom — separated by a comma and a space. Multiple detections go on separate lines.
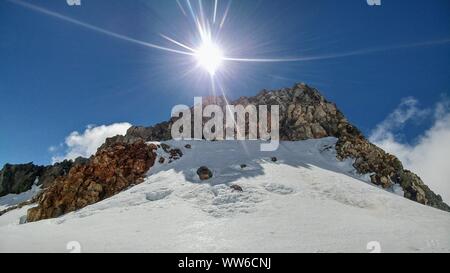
369, 97, 430, 144
370, 97, 450, 203
51, 123, 131, 164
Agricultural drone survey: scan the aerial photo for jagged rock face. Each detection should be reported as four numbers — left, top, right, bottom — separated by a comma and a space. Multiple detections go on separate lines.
334, 122, 450, 211
99, 122, 172, 149
103, 84, 344, 143
101, 83, 449, 212
39, 158, 88, 188
0, 158, 87, 197
27, 140, 157, 222
236, 85, 345, 140
0, 163, 42, 196
335, 127, 403, 189
399, 170, 449, 211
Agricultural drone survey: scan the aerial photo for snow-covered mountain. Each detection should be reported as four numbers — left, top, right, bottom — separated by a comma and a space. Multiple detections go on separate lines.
1, 138, 449, 253
1, 83, 449, 253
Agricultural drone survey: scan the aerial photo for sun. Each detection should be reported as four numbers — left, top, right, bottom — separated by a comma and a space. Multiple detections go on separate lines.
195, 41, 224, 76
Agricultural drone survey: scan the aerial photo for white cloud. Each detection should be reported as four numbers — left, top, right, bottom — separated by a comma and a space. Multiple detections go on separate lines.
51, 123, 131, 164
370, 97, 450, 204
369, 97, 430, 143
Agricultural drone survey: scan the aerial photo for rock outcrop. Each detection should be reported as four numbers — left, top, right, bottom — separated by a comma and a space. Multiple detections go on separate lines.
0, 163, 42, 196
230, 184, 243, 192
0, 158, 87, 197
197, 166, 213, 181
27, 140, 157, 222
101, 83, 449, 212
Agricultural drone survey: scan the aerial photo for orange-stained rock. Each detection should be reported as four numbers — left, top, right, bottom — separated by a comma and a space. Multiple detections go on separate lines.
27, 140, 156, 222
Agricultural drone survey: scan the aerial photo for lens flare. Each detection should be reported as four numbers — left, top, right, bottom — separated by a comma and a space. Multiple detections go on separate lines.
10, 0, 450, 91
195, 41, 224, 76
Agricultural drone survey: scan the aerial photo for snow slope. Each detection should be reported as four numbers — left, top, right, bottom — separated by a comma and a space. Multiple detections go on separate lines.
0, 181, 41, 211
0, 138, 449, 253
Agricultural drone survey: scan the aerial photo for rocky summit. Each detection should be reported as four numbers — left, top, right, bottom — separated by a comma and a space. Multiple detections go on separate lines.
103, 83, 450, 212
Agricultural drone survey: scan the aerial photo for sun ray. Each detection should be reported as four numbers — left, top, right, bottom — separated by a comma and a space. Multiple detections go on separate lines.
7, 0, 194, 56
186, 0, 198, 23
160, 34, 196, 52
213, 0, 218, 23
198, 0, 205, 25
220, 0, 232, 29
223, 38, 450, 63
215, 81, 251, 155
176, 0, 187, 17
9, 0, 450, 93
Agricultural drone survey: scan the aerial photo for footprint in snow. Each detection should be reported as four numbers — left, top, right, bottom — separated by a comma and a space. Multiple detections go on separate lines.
145, 189, 173, 202
264, 183, 295, 195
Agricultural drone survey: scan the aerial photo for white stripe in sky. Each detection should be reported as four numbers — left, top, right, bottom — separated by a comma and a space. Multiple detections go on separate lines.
213, 0, 218, 23
160, 34, 196, 52
186, 0, 197, 22
223, 39, 450, 63
220, 0, 232, 29
7, 0, 194, 56
7, 0, 450, 64
176, 0, 187, 17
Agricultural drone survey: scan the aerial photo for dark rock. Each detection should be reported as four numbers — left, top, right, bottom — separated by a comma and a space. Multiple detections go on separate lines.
39, 160, 77, 189
240, 164, 247, 169
398, 170, 450, 211
370, 174, 393, 189
0, 163, 42, 197
197, 166, 213, 181
155, 143, 184, 162
230, 184, 243, 192
160, 143, 171, 153
169, 148, 183, 159
99, 122, 172, 149
271, 157, 278, 162
0, 158, 89, 198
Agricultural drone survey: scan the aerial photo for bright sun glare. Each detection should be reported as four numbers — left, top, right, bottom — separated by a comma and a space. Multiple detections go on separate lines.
195, 41, 224, 76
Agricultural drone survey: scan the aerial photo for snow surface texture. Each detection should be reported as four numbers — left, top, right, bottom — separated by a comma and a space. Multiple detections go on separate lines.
0, 179, 41, 211
0, 138, 449, 253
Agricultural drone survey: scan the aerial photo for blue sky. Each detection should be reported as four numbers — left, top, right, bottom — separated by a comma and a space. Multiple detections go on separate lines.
0, 0, 449, 167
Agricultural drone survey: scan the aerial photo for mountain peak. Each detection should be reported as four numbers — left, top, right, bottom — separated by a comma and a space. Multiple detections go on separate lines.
1, 83, 448, 220
101, 84, 449, 212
